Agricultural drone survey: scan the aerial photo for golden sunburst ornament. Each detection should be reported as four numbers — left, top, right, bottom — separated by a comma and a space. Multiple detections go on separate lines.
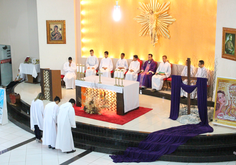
135, 0, 176, 46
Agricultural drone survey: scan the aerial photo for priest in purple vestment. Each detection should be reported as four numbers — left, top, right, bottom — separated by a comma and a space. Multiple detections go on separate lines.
137, 54, 157, 88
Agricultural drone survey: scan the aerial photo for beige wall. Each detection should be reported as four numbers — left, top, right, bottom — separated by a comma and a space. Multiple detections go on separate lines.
0, 0, 39, 78
36, 0, 77, 71
213, 0, 236, 99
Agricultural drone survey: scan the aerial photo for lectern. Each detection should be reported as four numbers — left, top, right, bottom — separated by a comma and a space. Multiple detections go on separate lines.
40, 69, 62, 101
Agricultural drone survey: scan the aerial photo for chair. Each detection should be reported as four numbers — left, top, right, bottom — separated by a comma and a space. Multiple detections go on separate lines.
61, 75, 65, 87
163, 63, 172, 90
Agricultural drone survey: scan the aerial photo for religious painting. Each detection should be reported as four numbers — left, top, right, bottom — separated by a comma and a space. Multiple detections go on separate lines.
222, 27, 236, 61
46, 20, 66, 44
213, 77, 236, 128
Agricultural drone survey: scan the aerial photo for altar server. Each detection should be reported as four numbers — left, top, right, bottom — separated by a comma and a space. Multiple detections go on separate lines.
114, 53, 128, 75
63, 57, 76, 89
137, 54, 157, 88
99, 51, 113, 77
180, 60, 194, 98
86, 49, 99, 77
42, 96, 60, 149
56, 99, 76, 153
187, 60, 208, 99
151, 55, 171, 91
125, 55, 140, 81
30, 93, 44, 143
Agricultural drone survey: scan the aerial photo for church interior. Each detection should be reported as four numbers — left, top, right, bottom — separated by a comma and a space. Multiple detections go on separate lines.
0, 0, 236, 164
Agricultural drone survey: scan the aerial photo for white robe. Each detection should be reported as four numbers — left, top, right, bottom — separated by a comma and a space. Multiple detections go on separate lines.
63, 62, 76, 89
99, 57, 113, 78
125, 61, 140, 81
42, 102, 59, 148
30, 99, 44, 131
181, 65, 194, 98
56, 102, 76, 152
190, 67, 208, 98
86, 55, 99, 77
152, 62, 171, 90
115, 59, 128, 73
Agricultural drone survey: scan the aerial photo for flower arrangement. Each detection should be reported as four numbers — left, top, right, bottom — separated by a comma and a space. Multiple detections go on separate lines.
78, 85, 110, 115
24, 57, 31, 64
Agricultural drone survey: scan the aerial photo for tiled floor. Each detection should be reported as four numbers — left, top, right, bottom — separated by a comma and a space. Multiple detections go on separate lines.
15, 82, 236, 135
0, 122, 235, 165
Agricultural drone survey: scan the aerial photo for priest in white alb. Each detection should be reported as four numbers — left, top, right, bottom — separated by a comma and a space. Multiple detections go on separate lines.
63, 57, 76, 89
125, 55, 140, 81
114, 53, 128, 76
190, 60, 208, 98
42, 96, 60, 149
151, 55, 171, 91
85, 49, 99, 77
99, 51, 113, 77
180, 60, 194, 98
30, 93, 44, 143
56, 99, 76, 153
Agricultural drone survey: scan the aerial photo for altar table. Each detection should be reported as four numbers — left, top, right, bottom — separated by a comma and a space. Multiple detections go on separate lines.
19, 63, 40, 78
75, 76, 139, 115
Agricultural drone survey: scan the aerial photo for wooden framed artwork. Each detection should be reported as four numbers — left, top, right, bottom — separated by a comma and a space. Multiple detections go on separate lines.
46, 20, 66, 44
222, 27, 236, 61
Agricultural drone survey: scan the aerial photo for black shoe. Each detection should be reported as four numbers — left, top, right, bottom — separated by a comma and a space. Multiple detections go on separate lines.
151, 89, 156, 92
48, 145, 52, 149
181, 96, 186, 99
51, 147, 55, 149
66, 150, 76, 154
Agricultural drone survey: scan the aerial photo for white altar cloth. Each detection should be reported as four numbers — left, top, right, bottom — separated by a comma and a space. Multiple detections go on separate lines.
19, 63, 40, 78
75, 76, 139, 113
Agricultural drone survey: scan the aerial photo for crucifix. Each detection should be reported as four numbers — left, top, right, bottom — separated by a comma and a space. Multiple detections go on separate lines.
181, 58, 197, 114
97, 70, 103, 84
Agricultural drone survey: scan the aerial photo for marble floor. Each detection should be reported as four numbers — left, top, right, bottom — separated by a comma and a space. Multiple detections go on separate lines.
0, 122, 235, 165
15, 82, 236, 135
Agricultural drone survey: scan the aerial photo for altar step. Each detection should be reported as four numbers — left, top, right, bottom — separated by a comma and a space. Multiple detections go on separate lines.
73, 122, 236, 162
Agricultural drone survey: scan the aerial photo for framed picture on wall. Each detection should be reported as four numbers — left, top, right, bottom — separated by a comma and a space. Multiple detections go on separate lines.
222, 27, 236, 61
46, 20, 66, 44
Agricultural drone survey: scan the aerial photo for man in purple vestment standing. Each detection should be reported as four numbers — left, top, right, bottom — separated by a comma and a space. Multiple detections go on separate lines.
137, 54, 157, 88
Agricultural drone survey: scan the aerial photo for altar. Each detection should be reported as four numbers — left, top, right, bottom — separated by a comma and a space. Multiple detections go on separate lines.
75, 76, 139, 115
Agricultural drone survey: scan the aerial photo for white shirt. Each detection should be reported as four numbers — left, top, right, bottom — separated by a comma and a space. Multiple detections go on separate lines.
116, 59, 128, 71
195, 67, 208, 78
128, 61, 140, 74
181, 65, 194, 77
86, 55, 99, 69
156, 62, 171, 77
100, 57, 113, 71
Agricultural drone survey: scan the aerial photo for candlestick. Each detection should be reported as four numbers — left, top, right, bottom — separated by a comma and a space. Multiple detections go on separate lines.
120, 70, 124, 79
77, 64, 79, 72
121, 78, 124, 87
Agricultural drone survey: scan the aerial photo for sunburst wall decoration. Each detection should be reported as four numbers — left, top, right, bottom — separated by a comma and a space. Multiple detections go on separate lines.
135, 0, 176, 46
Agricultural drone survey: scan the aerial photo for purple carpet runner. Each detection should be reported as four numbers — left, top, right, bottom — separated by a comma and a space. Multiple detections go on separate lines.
110, 75, 213, 163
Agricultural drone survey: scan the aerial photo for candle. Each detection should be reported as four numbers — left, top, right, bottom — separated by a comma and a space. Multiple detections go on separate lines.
117, 70, 121, 78
120, 71, 124, 79
77, 64, 79, 72
79, 65, 82, 72
82, 66, 85, 73
114, 71, 117, 78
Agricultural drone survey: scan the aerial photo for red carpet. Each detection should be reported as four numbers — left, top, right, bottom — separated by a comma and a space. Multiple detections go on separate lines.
74, 106, 153, 125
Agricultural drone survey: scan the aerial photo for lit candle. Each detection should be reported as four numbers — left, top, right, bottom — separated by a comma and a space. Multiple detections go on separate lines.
82, 65, 85, 73
114, 70, 117, 78
120, 71, 124, 79
117, 70, 121, 78
80, 65, 82, 72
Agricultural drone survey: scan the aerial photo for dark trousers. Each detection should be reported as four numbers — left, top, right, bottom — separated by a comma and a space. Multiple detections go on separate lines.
34, 125, 42, 140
